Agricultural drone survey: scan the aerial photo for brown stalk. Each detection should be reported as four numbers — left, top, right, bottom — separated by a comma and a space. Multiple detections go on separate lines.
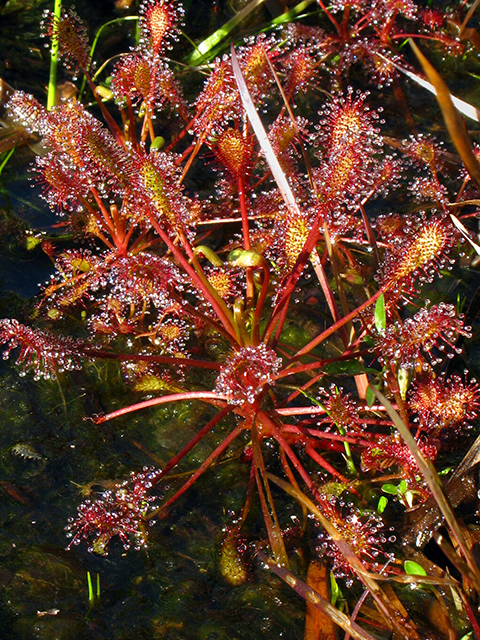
256, 549, 377, 640
266, 474, 421, 640
370, 386, 480, 590
251, 418, 289, 566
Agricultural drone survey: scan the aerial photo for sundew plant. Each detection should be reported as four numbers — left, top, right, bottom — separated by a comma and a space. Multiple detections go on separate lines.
3, 0, 480, 637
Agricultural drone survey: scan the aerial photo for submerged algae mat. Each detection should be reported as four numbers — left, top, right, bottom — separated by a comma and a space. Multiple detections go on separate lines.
0, 362, 307, 639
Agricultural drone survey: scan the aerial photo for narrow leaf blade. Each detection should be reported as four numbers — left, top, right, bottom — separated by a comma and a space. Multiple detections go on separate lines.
230, 46, 301, 216
410, 40, 480, 189
374, 293, 386, 335
376, 52, 480, 123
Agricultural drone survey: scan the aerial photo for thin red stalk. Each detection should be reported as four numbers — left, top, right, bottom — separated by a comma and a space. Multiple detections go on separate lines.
237, 176, 251, 250
341, 6, 350, 38
190, 250, 241, 343
148, 405, 233, 487
310, 249, 350, 346
83, 348, 222, 370
164, 117, 196, 153
251, 169, 273, 191
139, 110, 149, 145
237, 174, 255, 307
76, 198, 112, 239
88, 189, 117, 238
177, 229, 194, 260
263, 206, 326, 345
292, 288, 385, 360
274, 360, 324, 379
180, 134, 206, 184
169, 291, 233, 341
353, 6, 376, 30
315, 0, 341, 32
322, 227, 366, 395
85, 75, 126, 148
146, 108, 156, 144
284, 426, 379, 447
377, 7, 397, 39
305, 444, 349, 482
359, 203, 379, 267
155, 423, 244, 512
279, 447, 301, 496
94, 391, 228, 424
125, 96, 139, 152
275, 406, 326, 416
390, 33, 452, 41
110, 204, 125, 239
81, 191, 114, 234
237, 462, 256, 528
258, 411, 321, 500
76, 198, 114, 249
275, 347, 372, 380
121, 223, 136, 250
260, 44, 315, 191
43, 271, 90, 296
145, 215, 238, 341
458, 588, 480, 639
175, 143, 196, 165
281, 371, 325, 406
252, 264, 270, 343
344, 568, 390, 640
196, 213, 271, 226
130, 234, 162, 254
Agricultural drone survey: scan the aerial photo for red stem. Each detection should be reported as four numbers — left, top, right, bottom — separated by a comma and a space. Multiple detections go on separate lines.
155, 423, 244, 512
164, 117, 196, 153
147, 405, 233, 488
284, 425, 380, 447
258, 411, 321, 501
292, 288, 385, 361
305, 444, 349, 483
237, 175, 251, 250
145, 215, 238, 342
237, 174, 255, 310
83, 348, 223, 370
274, 348, 372, 381
84, 75, 126, 149
316, 0, 341, 32
94, 391, 228, 424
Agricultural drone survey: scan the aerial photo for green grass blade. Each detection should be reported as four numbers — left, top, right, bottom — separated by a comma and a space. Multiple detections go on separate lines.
269, 0, 315, 26
185, 0, 268, 66
86, 571, 94, 606
47, 0, 62, 110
